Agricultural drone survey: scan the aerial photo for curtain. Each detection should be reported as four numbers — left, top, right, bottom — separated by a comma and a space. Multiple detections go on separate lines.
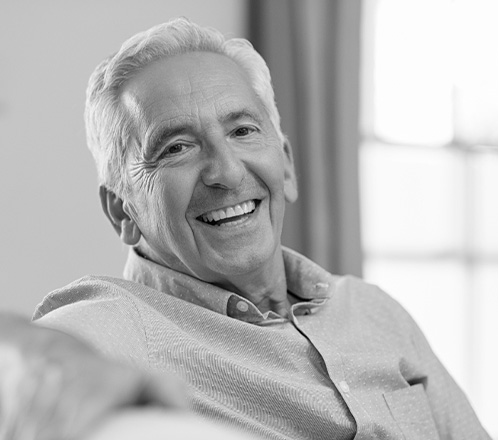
249, 0, 363, 276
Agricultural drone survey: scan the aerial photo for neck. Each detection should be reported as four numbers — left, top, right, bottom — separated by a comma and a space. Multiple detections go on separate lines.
137, 243, 291, 318
212, 246, 291, 318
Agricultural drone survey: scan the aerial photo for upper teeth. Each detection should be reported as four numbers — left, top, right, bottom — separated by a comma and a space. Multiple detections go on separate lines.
201, 200, 256, 223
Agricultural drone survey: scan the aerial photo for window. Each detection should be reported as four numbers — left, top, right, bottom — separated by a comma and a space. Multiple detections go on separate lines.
360, 0, 498, 436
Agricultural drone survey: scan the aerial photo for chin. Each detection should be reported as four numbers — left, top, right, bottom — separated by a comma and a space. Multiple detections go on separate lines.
207, 246, 275, 276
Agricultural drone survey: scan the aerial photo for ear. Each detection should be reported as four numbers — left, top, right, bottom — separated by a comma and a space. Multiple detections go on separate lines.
282, 138, 298, 203
99, 186, 141, 246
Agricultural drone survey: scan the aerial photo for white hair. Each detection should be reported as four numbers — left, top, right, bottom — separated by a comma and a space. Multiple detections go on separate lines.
85, 17, 283, 197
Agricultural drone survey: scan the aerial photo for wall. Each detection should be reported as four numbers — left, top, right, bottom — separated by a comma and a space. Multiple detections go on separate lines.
0, 0, 247, 315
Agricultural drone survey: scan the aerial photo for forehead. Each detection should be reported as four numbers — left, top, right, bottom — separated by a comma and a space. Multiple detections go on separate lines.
120, 52, 263, 129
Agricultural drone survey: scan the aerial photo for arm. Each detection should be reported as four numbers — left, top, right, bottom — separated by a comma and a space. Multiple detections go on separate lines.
403, 309, 492, 439
0, 312, 186, 440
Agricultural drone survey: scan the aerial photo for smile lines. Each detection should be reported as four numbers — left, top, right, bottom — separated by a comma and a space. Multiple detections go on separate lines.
198, 200, 257, 225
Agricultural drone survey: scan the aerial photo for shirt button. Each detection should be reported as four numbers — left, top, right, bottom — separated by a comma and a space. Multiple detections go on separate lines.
236, 301, 249, 312
339, 381, 350, 393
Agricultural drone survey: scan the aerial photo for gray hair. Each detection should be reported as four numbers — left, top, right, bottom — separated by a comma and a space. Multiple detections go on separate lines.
85, 17, 283, 198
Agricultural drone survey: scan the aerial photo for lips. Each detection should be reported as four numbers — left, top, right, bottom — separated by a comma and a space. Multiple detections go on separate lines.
197, 199, 259, 226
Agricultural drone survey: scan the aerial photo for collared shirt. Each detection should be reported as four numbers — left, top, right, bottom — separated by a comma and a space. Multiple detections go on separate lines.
33, 248, 491, 440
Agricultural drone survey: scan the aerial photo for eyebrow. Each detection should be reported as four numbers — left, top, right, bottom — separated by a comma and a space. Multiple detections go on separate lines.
219, 109, 264, 126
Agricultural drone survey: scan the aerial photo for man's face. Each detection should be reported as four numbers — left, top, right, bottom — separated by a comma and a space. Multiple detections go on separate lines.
119, 52, 296, 284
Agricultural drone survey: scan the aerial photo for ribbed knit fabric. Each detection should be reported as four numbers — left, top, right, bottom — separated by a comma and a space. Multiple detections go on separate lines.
33, 247, 491, 440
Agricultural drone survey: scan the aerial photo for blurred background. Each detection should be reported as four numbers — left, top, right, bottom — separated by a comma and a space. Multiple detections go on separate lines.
1, 0, 496, 437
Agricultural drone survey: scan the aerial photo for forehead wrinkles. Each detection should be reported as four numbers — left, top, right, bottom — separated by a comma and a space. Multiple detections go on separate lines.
144, 86, 258, 137
121, 53, 265, 141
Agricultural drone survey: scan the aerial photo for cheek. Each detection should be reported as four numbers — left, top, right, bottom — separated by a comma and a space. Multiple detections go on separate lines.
148, 172, 197, 229
254, 150, 287, 197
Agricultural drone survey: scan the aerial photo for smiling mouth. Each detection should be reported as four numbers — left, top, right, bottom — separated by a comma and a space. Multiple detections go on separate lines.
197, 199, 260, 226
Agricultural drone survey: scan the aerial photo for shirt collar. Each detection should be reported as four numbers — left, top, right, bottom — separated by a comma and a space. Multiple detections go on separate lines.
123, 247, 335, 323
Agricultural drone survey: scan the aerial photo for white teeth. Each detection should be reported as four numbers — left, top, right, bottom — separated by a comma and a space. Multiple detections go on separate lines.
234, 205, 244, 216
245, 200, 255, 213
200, 200, 257, 224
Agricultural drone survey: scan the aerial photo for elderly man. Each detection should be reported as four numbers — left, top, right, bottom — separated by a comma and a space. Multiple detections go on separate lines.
2, 18, 490, 440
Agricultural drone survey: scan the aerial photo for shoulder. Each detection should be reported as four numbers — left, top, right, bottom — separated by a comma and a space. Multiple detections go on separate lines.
333, 274, 401, 306
32, 275, 154, 367
330, 275, 417, 335
33, 275, 146, 319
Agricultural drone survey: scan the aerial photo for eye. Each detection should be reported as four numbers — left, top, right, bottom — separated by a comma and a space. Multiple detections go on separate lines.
233, 126, 257, 137
162, 142, 190, 157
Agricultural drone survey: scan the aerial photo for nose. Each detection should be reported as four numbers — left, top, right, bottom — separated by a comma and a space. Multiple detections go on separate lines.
200, 139, 245, 189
